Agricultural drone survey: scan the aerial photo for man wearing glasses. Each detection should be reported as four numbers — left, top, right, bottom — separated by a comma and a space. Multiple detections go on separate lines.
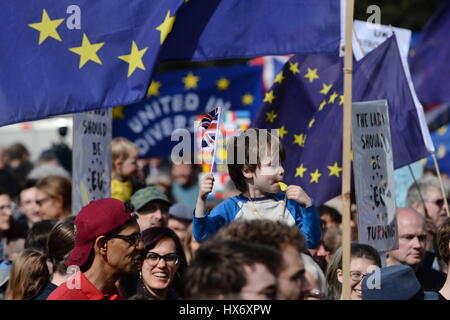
48, 198, 143, 300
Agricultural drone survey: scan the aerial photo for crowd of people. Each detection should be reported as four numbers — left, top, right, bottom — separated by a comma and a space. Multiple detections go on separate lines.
0, 129, 449, 300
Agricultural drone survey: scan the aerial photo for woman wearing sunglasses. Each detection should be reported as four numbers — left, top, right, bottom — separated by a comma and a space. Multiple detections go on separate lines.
130, 226, 187, 300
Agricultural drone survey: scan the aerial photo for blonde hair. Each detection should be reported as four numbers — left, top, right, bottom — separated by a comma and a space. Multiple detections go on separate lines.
36, 175, 72, 214
5, 249, 50, 300
111, 137, 139, 171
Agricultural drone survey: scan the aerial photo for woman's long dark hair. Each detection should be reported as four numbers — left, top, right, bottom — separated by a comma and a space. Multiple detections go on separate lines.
140, 226, 188, 299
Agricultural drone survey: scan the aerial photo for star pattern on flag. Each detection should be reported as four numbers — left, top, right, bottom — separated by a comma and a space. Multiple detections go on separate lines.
69, 33, 105, 69
339, 95, 344, 105
28, 9, 64, 45
266, 110, 277, 123
320, 83, 332, 95
318, 100, 327, 111
216, 77, 230, 90
182, 72, 200, 89
304, 68, 319, 83
328, 91, 339, 104
295, 163, 307, 177
147, 80, 162, 97
327, 162, 342, 177
274, 71, 285, 84
309, 169, 322, 183
293, 133, 307, 147
118, 41, 148, 77
277, 125, 288, 139
156, 10, 176, 44
289, 62, 300, 74
112, 106, 126, 119
264, 90, 276, 104
242, 93, 254, 105
308, 118, 315, 128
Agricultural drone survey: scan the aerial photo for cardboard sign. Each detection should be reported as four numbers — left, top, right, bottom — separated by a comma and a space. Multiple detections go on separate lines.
72, 109, 112, 215
352, 100, 398, 252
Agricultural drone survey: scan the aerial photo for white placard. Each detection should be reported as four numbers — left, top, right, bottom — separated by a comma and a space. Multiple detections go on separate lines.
72, 109, 112, 215
352, 100, 398, 252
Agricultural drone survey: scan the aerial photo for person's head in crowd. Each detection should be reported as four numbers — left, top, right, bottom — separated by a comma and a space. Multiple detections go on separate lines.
6, 143, 30, 168
25, 219, 58, 253
226, 128, 286, 197
423, 167, 437, 177
314, 226, 343, 271
387, 208, 426, 268
112, 137, 139, 182
0, 188, 24, 260
215, 220, 308, 300
35, 175, 72, 220
48, 198, 143, 300
0, 190, 14, 235
184, 239, 281, 300
168, 203, 193, 243
18, 179, 41, 229
27, 149, 70, 180
406, 175, 448, 226
362, 265, 439, 300
183, 223, 200, 265
131, 227, 187, 300
46, 216, 76, 286
5, 248, 50, 300
437, 217, 450, 299
318, 205, 342, 230
131, 186, 172, 231
301, 253, 328, 300
326, 243, 381, 300
171, 158, 199, 189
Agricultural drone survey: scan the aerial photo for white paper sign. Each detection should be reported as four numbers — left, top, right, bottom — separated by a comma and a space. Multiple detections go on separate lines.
72, 109, 112, 215
352, 100, 398, 252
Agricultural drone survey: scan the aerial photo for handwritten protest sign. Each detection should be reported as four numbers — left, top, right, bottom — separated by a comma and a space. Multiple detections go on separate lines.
72, 109, 112, 215
352, 100, 398, 252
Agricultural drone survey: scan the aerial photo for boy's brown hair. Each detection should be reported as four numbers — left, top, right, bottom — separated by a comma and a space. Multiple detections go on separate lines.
111, 137, 139, 171
437, 217, 450, 263
226, 128, 285, 192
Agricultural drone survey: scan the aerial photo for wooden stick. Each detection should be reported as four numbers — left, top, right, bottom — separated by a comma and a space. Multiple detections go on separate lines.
431, 152, 450, 217
341, 0, 355, 301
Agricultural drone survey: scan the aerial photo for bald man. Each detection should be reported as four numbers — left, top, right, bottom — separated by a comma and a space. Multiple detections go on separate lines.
387, 208, 446, 291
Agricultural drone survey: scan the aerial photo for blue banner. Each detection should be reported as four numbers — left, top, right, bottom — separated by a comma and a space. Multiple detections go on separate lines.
425, 125, 450, 176
112, 64, 262, 158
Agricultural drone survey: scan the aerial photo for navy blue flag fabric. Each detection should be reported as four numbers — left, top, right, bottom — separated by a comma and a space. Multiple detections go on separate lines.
0, 0, 340, 127
409, 0, 450, 105
253, 36, 430, 205
112, 63, 262, 158
425, 125, 450, 176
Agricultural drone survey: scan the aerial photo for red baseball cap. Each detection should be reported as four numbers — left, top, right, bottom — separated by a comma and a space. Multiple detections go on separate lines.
66, 198, 134, 267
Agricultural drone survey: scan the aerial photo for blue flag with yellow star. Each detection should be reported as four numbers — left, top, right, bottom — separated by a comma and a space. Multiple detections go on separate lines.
0, 0, 186, 127
253, 35, 430, 205
112, 63, 262, 157
425, 125, 450, 176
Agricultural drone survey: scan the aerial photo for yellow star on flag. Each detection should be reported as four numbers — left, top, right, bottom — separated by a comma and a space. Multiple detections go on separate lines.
320, 83, 333, 95
274, 71, 285, 84
437, 125, 448, 136
293, 133, 307, 147
289, 62, 300, 74
318, 100, 327, 111
242, 94, 254, 106
328, 91, 339, 104
438, 144, 446, 159
112, 106, 126, 119
147, 80, 162, 97
156, 10, 176, 44
295, 164, 307, 178
264, 91, 276, 104
28, 9, 64, 45
266, 110, 277, 123
308, 118, 315, 129
69, 34, 105, 68
182, 72, 200, 89
310, 169, 322, 183
277, 125, 288, 139
216, 77, 230, 91
339, 95, 344, 105
118, 41, 148, 77
304, 68, 319, 83
328, 162, 343, 177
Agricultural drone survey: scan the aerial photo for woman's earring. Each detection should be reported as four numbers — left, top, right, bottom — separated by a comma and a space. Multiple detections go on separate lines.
139, 271, 142, 279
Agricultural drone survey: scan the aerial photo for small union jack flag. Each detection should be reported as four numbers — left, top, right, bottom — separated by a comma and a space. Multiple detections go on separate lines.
200, 107, 220, 131
199, 107, 221, 149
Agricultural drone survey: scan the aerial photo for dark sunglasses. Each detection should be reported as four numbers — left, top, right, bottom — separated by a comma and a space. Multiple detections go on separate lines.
431, 198, 449, 208
107, 232, 141, 246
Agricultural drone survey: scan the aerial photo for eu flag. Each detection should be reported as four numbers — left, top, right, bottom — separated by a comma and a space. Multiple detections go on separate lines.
0, 0, 341, 127
253, 35, 430, 205
409, 0, 450, 105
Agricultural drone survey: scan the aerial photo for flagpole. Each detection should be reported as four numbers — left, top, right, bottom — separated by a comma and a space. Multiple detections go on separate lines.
341, 0, 355, 301
431, 153, 450, 217
209, 107, 222, 175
